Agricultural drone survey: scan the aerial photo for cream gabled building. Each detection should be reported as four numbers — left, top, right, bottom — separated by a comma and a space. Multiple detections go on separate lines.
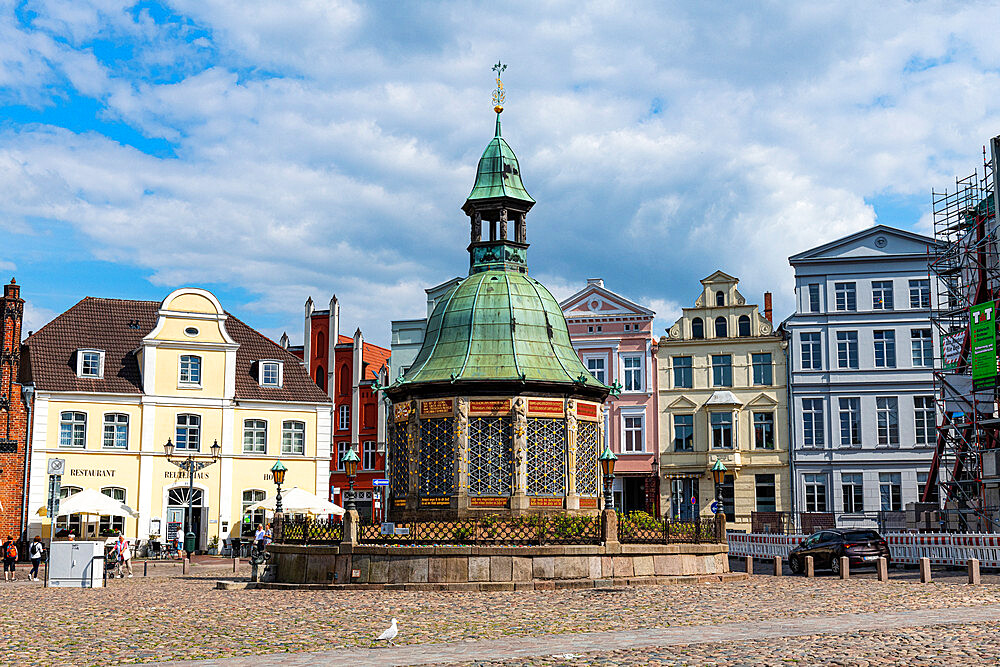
657, 272, 789, 531
23, 288, 331, 548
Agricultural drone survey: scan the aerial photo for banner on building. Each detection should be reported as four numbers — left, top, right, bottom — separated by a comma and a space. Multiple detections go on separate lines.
941, 330, 966, 371
971, 301, 997, 390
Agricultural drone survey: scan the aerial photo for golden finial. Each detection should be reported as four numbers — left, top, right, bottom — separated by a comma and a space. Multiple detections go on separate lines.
492, 61, 506, 114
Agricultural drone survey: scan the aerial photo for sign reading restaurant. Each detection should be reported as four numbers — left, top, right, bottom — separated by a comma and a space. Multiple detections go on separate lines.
68, 469, 116, 477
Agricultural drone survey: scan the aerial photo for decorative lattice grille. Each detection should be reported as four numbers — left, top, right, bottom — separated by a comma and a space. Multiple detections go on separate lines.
418, 417, 454, 497
468, 417, 513, 496
526, 417, 566, 496
388, 421, 409, 500
576, 420, 599, 496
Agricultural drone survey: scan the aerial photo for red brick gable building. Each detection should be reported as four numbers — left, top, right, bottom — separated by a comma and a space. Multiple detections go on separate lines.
284, 295, 390, 521
0, 279, 30, 540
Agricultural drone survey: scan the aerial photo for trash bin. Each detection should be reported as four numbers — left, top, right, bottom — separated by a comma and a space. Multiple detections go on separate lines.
184, 533, 196, 554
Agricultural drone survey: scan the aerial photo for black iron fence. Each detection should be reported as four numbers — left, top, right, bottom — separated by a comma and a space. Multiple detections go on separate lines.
279, 519, 344, 545
618, 514, 722, 544
358, 516, 602, 546
750, 511, 908, 535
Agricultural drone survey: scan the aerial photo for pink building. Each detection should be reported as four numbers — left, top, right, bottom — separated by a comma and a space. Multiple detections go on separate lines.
561, 279, 659, 515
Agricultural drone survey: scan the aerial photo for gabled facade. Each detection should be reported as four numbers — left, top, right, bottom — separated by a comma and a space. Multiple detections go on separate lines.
23, 288, 331, 547
785, 225, 943, 525
561, 278, 659, 515
657, 271, 789, 530
286, 295, 391, 522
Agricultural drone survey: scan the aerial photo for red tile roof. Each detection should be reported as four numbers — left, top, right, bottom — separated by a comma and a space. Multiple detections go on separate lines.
24, 297, 329, 403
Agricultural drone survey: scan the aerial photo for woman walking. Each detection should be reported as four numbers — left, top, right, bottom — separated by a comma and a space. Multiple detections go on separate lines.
28, 537, 43, 582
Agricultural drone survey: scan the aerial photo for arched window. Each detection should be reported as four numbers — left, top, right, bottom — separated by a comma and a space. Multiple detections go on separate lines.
57, 486, 83, 538
316, 331, 325, 358
738, 315, 751, 337
282, 420, 306, 455
316, 366, 326, 391
339, 365, 350, 395
716, 291, 725, 306
100, 487, 126, 536
691, 317, 704, 339
59, 411, 87, 448
242, 489, 267, 536
715, 316, 728, 338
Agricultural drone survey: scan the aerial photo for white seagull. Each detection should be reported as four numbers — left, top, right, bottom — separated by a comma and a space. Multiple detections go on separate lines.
374, 618, 399, 647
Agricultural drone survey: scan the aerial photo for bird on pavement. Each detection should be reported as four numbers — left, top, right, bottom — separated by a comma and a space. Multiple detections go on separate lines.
374, 618, 398, 647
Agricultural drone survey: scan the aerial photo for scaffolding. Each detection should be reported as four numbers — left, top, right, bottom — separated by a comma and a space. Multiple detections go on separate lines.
924, 136, 1000, 532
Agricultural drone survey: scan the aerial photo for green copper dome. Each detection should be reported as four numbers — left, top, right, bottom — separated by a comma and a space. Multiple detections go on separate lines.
466, 117, 535, 204
399, 270, 603, 389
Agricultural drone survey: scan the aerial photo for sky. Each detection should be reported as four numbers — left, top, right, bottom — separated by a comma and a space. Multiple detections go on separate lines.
2, 1, 1000, 348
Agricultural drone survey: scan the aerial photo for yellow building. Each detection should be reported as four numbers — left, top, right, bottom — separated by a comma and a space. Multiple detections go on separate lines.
657, 272, 790, 531
23, 288, 331, 549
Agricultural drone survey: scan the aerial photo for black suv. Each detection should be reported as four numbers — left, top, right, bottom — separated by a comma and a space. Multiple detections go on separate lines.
788, 529, 890, 575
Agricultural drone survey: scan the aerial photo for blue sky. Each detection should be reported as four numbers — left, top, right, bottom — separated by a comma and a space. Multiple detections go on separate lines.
3, 1, 1000, 346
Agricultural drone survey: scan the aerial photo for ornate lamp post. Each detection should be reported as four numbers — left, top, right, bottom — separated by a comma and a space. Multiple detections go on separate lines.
711, 458, 728, 539
270, 461, 287, 513
598, 445, 618, 512
164, 438, 222, 554
341, 447, 360, 512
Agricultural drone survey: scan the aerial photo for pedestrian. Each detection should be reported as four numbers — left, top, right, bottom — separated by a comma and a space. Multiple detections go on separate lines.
114, 533, 133, 578
28, 537, 43, 582
3, 536, 17, 582
264, 523, 273, 546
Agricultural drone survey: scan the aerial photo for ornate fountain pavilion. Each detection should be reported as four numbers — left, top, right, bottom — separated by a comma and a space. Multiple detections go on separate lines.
383, 111, 611, 519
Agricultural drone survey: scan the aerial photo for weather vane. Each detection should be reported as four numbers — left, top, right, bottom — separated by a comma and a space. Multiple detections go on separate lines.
492, 61, 506, 114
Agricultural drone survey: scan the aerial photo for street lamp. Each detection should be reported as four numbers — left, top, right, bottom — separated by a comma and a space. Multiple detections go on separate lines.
270, 461, 287, 514
342, 447, 360, 512
711, 458, 727, 537
164, 438, 222, 554
598, 445, 618, 512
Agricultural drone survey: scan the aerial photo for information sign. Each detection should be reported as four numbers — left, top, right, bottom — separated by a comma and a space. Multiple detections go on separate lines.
971, 302, 997, 390
372, 479, 389, 486
711, 501, 721, 514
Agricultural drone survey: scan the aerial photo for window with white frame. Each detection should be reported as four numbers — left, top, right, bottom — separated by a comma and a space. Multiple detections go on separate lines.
362, 440, 378, 470
910, 329, 933, 367
673, 356, 692, 388
58, 486, 83, 536
800, 332, 822, 370
836, 331, 859, 369
623, 415, 644, 453
59, 412, 86, 448
874, 330, 896, 367
807, 284, 820, 313
586, 357, 606, 384
909, 279, 931, 309
872, 280, 894, 310
259, 361, 282, 388
336, 441, 351, 471
876, 397, 899, 446
838, 397, 861, 447
179, 355, 202, 385
711, 354, 732, 387
914, 396, 935, 445
281, 420, 305, 455
834, 282, 856, 311
841, 473, 863, 513
100, 487, 126, 535
242, 489, 266, 534
622, 355, 643, 391
175, 414, 200, 450
879, 472, 902, 511
102, 413, 128, 449
243, 419, 267, 454
673, 414, 693, 451
804, 473, 828, 512
802, 399, 825, 447
710, 412, 733, 449
77, 349, 104, 379
338, 404, 350, 431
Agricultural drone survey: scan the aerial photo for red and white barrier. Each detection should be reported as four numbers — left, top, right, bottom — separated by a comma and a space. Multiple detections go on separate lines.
729, 532, 1000, 568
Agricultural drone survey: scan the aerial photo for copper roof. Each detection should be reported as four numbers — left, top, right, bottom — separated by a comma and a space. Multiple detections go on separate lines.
24, 297, 329, 403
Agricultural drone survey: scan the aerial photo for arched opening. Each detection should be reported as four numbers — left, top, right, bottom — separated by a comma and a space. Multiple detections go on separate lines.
316, 331, 325, 358
316, 365, 326, 391
715, 316, 728, 338
715, 291, 725, 306
339, 365, 350, 395
692, 317, 704, 339
738, 315, 751, 337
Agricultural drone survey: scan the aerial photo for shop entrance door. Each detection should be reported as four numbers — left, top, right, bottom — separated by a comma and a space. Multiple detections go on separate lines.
167, 488, 204, 550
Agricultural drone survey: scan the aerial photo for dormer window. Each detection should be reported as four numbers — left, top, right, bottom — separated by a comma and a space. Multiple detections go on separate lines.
260, 360, 283, 388
77, 349, 105, 379
179, 355, 202, 386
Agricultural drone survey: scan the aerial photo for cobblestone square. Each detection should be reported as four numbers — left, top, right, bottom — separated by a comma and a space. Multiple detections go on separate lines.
1, 560, 1000, 665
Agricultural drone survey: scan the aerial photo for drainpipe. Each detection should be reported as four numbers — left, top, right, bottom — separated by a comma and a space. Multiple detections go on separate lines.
20, 384, 34, 540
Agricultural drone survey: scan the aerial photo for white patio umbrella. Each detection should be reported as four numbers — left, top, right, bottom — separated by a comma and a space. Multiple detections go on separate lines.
245, 487, 345, 516
55, 488, 139, 519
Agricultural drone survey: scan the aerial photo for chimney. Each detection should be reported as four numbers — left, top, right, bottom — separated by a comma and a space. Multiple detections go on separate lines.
764, 292, 773, 323
587, 278, 604, 288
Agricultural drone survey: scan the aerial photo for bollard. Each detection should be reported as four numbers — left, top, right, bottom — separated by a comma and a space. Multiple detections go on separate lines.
144, 561, 148, 577
744, 556, 754, 575
877, 557, 888, 582
919, 557, 931, 583
233, 556, 238, 573
839, 556, 850, 580
773, 556, 782, 576
182, 557, 189, 575
805, 555, 814, 578
968, 558, 981, 585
